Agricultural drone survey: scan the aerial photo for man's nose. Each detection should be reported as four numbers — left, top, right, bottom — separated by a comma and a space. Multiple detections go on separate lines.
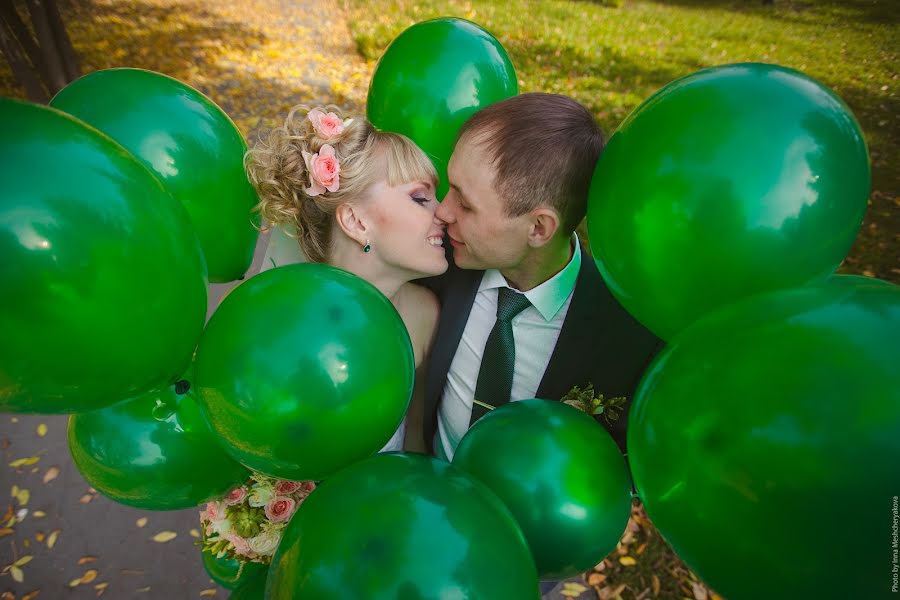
435, 197, 455, 223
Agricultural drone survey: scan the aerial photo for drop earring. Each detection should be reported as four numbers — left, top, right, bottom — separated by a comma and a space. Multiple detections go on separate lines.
363, 239, 371, 253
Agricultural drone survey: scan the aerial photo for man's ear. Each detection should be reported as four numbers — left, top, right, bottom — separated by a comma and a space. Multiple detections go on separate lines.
527, 208, 561, 247
334, 203, 370, 245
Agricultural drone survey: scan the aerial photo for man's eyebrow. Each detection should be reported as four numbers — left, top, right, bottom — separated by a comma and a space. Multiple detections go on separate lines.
449, 183, 469, 203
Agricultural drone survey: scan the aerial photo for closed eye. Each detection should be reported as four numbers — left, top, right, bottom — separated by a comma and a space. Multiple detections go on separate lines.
412, 196, 431, 205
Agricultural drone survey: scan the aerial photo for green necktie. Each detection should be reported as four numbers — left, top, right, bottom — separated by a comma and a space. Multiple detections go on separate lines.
469, 287, 532, 426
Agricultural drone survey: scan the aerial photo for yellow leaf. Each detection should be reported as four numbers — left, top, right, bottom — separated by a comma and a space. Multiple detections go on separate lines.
13, 555, 32, 567
189, 528, 200, 538
32, 511, 46, 518
619, 555, 637, 566
34, 532, 45, 542
43, 467, 60, 484
561, 582, 588, 597
69, 577, 82, 587
47, 529, 60, 548
587, 573, 606, 586
78, 556, 97, 565
200, 590, 217, 597
22, 590, 40, 600
0, 528, 14, 537
80, 569, 98, 584
36, 424, 47, 437
652, 574, 661, 596
10, 565, 24, 583
15, 488, 30, 506
9, 456, 40, 468
151, 531, 177, 543
135, 517, 148, 528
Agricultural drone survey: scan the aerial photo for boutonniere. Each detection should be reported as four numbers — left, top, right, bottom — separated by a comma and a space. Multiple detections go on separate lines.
561, 383, 627, 424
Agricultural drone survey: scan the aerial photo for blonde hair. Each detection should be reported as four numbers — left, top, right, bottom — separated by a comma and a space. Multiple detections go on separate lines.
245, 104, 438, 263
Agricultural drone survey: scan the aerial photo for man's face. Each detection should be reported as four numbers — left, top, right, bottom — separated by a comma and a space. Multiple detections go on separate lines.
435, 137, 532, 271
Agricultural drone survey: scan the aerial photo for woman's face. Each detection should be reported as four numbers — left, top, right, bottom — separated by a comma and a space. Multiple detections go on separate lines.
365, 179, 448, 278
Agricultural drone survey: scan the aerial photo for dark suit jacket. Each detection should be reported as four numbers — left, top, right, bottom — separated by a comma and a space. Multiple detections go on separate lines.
421, 240, 663, 456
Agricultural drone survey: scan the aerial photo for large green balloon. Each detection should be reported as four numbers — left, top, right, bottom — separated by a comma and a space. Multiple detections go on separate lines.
587, 63, 870, 340
266, 453, 539, 599
50, 68, 259, 283
201, 549, 266, 591
0, 98, 207, 413
194, 264, 414, 480
367, 18, 518, 199
229, 567, 268, 600
68, 377, 249, 510
628, 276, 899, 599
453, 399, 632, 580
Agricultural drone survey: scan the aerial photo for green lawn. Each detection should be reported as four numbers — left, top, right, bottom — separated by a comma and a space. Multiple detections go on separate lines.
345, 0, 898, 282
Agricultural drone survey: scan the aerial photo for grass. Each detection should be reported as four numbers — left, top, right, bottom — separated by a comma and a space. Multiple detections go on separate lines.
344, 0, 898, 283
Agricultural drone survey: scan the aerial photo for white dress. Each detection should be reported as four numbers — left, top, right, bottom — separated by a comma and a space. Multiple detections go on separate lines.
260, 224, 407, 454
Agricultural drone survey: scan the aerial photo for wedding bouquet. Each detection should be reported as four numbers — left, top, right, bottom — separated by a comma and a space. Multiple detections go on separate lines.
200, 472, 316, 564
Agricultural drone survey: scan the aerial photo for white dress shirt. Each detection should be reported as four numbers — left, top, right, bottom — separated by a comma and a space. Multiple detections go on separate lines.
436, 236, 582, 460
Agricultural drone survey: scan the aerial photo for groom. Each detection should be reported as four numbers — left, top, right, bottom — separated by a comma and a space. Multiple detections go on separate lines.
423, 92, 661, 466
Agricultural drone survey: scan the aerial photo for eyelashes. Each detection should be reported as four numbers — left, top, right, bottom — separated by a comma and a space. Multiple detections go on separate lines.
412, 196, 431, 205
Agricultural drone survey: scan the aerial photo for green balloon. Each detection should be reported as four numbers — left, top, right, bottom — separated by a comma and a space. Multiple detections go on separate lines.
587, 63, 870, 340
267, 453, 539, 599
367, 18, 518, 199
229, 567, 268, 600
50, 68, 259, 283
202, 550, 266, 591
0, 98, 207, 413
628, 276, 899, 599
453, 399, 632, 580
195, 264, 414, 480
68, 378, 249, 510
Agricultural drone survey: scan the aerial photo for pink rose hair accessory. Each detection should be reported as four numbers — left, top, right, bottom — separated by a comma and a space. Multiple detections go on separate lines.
302, 144, 340, 196
307, 108, 352, 139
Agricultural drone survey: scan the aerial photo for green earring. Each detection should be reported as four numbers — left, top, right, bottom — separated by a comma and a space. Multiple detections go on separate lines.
363, 240, 371, 253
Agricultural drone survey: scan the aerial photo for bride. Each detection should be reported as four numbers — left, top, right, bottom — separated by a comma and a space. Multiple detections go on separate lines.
244, 105, 447, 453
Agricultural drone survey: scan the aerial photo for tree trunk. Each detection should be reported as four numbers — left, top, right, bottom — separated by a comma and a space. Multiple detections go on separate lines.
26, 0, 67, 94
0, 13, 49, 102
45, 0, 79, 80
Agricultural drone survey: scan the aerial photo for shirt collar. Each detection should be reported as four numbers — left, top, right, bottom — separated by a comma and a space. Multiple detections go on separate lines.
479, 232, 581, 321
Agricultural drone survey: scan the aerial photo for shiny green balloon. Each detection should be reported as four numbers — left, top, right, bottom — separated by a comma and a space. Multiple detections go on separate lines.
587, 63, 870, 340
68, 378, 249, 510
628, 276, 899, 599
453, 399, 632, 580
229, 567, 268, 600
50, 68, 259, 282
202, 550, 266, 591
266, 453, 539, 599
0, 98, 207, 413
367, 18, 518, 199
195, 264, 414, 481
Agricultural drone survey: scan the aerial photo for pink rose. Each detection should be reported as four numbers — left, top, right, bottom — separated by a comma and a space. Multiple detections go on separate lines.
274, 481, 302, 495
201, 500, 224, 522
298, 481, 317, 495
223, 486, 247, 506
227, 533, 252, 557
264, 496, 297, 523
301, 144, 340, 196
307, 109, 347, 139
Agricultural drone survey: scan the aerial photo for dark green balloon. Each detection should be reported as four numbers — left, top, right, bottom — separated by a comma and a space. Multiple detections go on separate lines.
266, 453, 539, 599
50, 68, 259, 283
195, 264, 414, 481
628, 276, 899, 599
367, 18, 517, 199
229, 567, 268, 600
453, 399, 632, 580
587, 63, 870, 340
0, 98, 207, 413
202, 550, 266, 591
68, 378, 249, 510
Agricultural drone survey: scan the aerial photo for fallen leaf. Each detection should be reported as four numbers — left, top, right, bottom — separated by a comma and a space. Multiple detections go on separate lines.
0, 592, 12, 600
189, 528, 200, 538
80, 569, 98, 584
588, 573, 607, 586
14, 555, 33, 567
0, 528, 14, 538
35, 532, 44, 542
200, 590, 217, 597
32, 511, 46, 518
151, 531, 177, 543
619, 555, 637, 566
561, 582, 588, 597
22, 591, 40, 600
36, 424, 47, 437
23, 539, 31, 548
43, 467, 60, 484
47, 529, 60, 548
10, 565, 24, 582
9, 456, 40, 468
135, 517, 148, 528
16, 508, 28, 522
13, 487, 30, 506
136, 586, 151, 593
79, 555, 97, 565
79, 494, 94, 504
95, 582, 109, 596
69, 577, 83, 587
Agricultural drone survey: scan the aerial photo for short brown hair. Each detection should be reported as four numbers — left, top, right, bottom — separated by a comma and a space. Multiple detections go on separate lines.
457, 93, 605, 234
